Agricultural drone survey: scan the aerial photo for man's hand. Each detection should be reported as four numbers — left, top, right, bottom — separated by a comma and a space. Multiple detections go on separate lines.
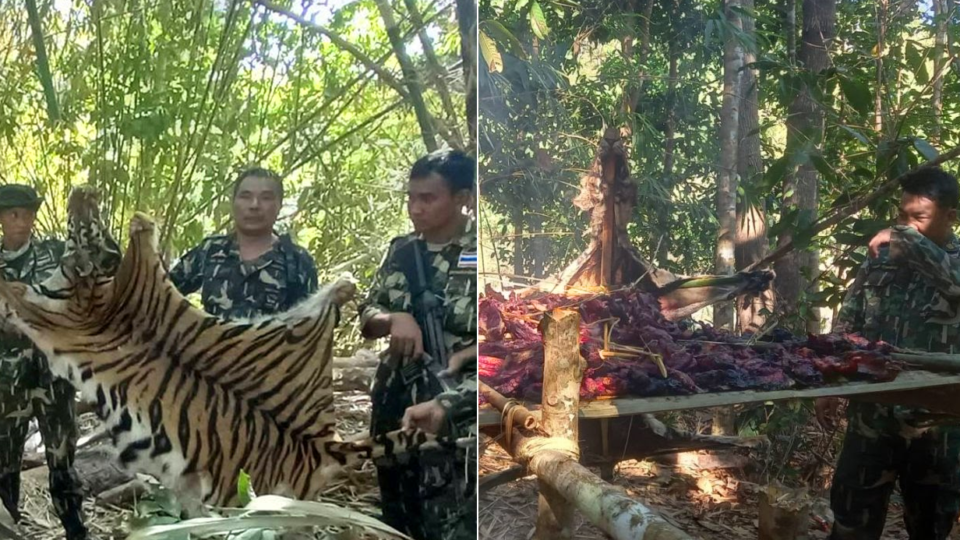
402, 399, 446, 434
439, 345, 477, 378
815, 397, 841, 430
388, 313, 423, 360
868, 228, 893, 258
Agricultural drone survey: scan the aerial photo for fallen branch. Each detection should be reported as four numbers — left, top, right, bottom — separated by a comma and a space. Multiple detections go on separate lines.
744, 145, 960, 272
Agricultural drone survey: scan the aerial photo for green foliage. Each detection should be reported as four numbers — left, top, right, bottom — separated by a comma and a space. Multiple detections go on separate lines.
480, 0, 960, 324
1, 0, 468, 354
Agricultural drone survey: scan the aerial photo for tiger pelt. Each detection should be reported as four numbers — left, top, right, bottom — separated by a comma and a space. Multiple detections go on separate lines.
0, 186, 436, 508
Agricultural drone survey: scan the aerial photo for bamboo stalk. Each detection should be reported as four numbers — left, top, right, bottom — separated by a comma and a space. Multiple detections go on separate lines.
479, 380, 538, 430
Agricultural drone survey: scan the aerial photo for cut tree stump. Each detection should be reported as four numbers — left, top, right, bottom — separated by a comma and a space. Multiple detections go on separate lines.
758, 483, 811, 540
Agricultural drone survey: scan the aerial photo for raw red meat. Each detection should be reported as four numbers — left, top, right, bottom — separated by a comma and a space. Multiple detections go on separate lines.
479, 289, 902, 403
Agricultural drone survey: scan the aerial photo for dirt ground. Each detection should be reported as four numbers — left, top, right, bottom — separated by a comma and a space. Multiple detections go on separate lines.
14, 390, 381, 540
478, 408, 960, 540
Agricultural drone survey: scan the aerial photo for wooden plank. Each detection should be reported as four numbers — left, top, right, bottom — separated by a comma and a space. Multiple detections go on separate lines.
479, 371, 960, 427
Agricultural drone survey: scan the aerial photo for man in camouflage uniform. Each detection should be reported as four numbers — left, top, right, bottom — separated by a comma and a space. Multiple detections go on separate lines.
359, 149, 477, 540
169, 168, 318, 320
819, 167, 960, 539
0, 184, 119, 540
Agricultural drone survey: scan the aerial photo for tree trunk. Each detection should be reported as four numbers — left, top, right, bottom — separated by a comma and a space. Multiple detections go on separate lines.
658, 41, 680, 268
786, 0, 797, 65
774, 0, 835, 332
933, 0, 947, 145
402, 0, 462, 148
735, 0, 774, 335
714, 0, 744, 332
531, 197, 547, 279
373, 0, 438, 152
620, 0, 635, 115
513, 207, 524, 277
625, 0, 655, 116
536, 309, 584, 540
25, 0, 60, 123
713, 0, 745, 435
456, 0, 477, 151
874, 0, 887, 135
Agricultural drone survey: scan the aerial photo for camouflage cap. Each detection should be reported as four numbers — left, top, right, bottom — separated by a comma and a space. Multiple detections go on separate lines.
0, 184, 43, 211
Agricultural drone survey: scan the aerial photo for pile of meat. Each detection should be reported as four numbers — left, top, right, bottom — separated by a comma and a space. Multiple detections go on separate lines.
479, 288, 901, 402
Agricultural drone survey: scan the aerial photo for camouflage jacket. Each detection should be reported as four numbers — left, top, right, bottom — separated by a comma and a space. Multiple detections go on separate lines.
359, 219, 478, 358
169, 233, 318, 320
436, 372, 478, 439
835, 225, 960, 352
0, 238, 66, 386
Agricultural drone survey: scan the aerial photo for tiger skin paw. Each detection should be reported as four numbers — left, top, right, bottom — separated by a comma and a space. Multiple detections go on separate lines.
129, 213, 156, 237
329, 275, 357, 306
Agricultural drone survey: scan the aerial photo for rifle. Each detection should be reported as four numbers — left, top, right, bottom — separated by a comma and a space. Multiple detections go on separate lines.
398, 238, 453, 392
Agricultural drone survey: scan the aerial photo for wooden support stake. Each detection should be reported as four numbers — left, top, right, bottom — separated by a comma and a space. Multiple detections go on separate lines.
758, 483, 811, 540
536, 308, 584, 540
600, 154, 617, 287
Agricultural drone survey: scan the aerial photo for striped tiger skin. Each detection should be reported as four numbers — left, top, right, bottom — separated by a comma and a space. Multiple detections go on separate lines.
0, 187, 435, 509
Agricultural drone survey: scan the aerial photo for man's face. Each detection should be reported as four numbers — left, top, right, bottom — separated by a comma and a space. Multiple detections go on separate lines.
232, 176, 281, 235
407, 173, 469, 235
0, 207, 36, 248
898, 192, 957, 246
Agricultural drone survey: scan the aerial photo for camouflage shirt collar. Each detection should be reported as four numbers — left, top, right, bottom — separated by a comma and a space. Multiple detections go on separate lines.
0, 236, 32, 263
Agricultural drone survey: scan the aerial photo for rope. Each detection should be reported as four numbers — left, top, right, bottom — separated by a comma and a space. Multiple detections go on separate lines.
517, 436, 580, 460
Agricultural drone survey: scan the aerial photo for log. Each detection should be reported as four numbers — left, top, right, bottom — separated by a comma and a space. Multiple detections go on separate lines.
485, 413, 693, 539
527, 449, 692, 540
536, 308, 584, 540
758, 483, 811, 540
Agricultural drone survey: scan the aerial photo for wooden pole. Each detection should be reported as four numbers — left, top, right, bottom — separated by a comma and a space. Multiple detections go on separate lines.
600, 154, 617, 287
536, 308, 584, 540
479, 380, 538, 429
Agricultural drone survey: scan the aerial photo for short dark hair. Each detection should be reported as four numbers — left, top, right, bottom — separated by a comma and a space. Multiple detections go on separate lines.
410, 149, 475, 193
900, 166, 960, 209
233, 167, 284, 200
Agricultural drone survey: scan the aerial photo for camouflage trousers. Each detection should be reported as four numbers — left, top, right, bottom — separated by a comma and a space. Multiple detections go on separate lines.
829, 401, 960, 540
0, 370, 87, 540
371, 360, 476, 540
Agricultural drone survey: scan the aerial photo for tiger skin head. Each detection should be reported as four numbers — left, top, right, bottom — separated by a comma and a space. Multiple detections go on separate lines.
0, 186, 449, 513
